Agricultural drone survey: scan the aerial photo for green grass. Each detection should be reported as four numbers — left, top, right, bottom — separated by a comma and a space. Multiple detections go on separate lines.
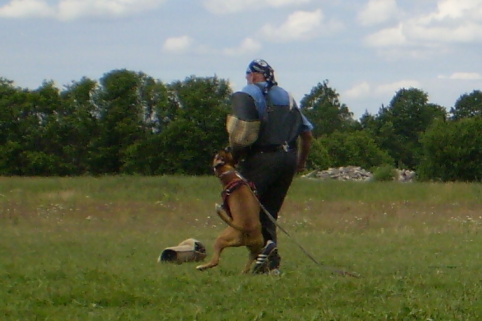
1, 176, 482, 320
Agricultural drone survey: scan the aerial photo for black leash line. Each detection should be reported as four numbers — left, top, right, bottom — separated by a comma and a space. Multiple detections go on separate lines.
236, 171, 360, 278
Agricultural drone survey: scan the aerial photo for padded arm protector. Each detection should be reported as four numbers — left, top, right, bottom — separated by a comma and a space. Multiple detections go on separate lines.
226, 92, 260, 161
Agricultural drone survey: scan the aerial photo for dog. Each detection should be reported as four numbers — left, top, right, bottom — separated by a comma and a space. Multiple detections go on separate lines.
196, 149, 264, 273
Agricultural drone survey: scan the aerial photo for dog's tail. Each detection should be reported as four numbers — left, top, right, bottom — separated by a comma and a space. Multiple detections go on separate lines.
215, 203, 247, 232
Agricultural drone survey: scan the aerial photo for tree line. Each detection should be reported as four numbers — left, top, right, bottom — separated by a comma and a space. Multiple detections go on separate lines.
1, 69, 481, 181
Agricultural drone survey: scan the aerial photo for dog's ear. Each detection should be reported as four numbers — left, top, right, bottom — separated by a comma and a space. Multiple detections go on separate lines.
216, 149, 226, 158
213, 153, 226, 169
224, 146, 232, 153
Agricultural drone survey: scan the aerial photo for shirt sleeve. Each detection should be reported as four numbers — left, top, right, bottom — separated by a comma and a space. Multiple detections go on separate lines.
288, 93, 314, 132
300, 113, 314, 132
241, 84, 267, 119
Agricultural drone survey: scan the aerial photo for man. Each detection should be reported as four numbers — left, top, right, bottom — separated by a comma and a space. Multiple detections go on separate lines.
227, 59, 313, 274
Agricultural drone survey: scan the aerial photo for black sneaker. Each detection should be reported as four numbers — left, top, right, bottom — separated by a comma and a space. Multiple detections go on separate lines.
267, 248, 281, 270
252, 240, 277, 274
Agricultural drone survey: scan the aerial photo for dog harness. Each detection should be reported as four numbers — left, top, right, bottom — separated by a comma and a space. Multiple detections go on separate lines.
221, 178, 257, 218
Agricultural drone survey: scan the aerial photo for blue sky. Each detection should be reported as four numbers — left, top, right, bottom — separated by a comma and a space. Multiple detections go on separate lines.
1, 0, 482, 119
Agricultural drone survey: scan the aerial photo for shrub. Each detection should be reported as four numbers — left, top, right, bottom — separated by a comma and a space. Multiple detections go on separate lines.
306, 138, 331, 170
319, 131, 393, 169
372, 164, 397, 181
418, 118, 482, 182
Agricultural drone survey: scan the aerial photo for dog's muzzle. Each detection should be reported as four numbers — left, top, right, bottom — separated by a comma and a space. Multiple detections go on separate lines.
158, 238, 207, 264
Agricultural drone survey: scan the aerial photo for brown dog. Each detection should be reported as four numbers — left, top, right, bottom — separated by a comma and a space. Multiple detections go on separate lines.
196, 149, 264, 273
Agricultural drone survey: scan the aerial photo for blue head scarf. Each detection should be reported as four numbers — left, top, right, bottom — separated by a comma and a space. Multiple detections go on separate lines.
246, 59, 278, 94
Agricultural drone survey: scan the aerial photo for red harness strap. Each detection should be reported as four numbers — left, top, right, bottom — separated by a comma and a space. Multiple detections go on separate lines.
221, 179, 257, 218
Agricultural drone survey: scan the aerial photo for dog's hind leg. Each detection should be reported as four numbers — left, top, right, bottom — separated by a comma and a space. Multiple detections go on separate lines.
241, 249, 259, 274
241, 241, 264, 274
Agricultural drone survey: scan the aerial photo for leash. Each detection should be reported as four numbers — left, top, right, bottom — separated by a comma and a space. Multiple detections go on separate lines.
235, 171, 360, 278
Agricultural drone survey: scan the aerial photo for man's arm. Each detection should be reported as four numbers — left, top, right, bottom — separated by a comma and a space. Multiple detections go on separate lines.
297, 130, 313, 172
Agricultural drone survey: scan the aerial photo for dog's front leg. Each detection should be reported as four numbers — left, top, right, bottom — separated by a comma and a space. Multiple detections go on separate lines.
196, 237, 227, 271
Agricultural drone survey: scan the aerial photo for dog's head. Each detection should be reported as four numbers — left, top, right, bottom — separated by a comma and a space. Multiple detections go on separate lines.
213, 148, 235, 176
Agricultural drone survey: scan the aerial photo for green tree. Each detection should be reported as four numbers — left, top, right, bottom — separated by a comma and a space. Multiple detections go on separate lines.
118, 77, 170, 174
418, 118, 482, 181
122, 75, 231, 175
368, 88, 446, 169
155, 119, 211, 174
305, 138, 331, 170
159, 76, 231, 175
318, 131, 393, 169
359, 110, 377, 132
58, 77, 99, 174
168, 75, 231, 128
24, 81, 66, 175
450, 90, 482, 120
0, 78, 29, 174
0, 81, 67, 175
300, 80, 358, 137
89, 69, 161, 174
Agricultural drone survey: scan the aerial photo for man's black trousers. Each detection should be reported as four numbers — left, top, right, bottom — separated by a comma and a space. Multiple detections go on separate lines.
238, 148, 297, 244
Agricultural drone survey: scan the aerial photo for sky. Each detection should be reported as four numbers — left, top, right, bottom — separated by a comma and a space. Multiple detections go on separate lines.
1, 0, 482, 119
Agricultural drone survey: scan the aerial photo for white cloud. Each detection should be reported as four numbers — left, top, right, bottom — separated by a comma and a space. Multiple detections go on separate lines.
201, 0, 252, 15
0, 0, 54, 18
421, 0, 482, 21
260, 9, 323, 42
375, 80, 421, 96
365, 24, 407, 47
358, 0, 398, 26
265, 0, 311, 8
0, 0, 167, 20
438, 72, 482, 80
365, 0, 482, 53
223, 38, 262, 56
202, 0, 311, 14
344, 82, 371, 99
162, 36, 193, 53
344, 80, 421, 100
407, 21, 482, 43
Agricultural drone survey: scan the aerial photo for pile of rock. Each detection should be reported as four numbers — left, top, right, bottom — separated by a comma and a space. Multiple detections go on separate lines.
302, 167, 416, 182
396, 169, 416, 182
302, 166, 373, 181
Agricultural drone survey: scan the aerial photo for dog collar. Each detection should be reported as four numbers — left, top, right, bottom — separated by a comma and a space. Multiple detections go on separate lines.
216, 169, 237, 179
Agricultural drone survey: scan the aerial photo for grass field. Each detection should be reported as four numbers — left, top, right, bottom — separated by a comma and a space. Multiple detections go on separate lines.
1, 176, 482, 320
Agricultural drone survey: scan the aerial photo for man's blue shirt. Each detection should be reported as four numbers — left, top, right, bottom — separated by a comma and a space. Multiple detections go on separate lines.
241, 82, 314, 132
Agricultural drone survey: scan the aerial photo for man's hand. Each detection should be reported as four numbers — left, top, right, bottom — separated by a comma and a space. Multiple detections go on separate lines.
296, 163, 306, 173
297, 130, 313, 173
